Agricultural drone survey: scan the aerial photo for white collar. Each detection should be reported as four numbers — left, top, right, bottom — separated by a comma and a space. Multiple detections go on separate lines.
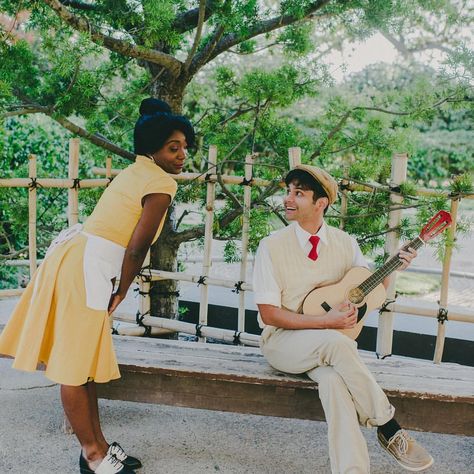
293, 221, 328, 249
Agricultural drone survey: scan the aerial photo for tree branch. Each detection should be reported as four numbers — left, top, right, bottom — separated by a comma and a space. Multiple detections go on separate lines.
60, 0, 97, 11
311, 110, 351, 158
0, 247, 28, 260
172, 205, 243, 245
381, 30, 453, 58
188, 24, 225, 75
42, 0, 182, 76
172, 0, 219, 34
310, 93, 470, 159
183, 0, 206, 72
200, 0, 331, 68
53, 115, 135, 160
219, 105, 256, 126
4, 100, 135, 160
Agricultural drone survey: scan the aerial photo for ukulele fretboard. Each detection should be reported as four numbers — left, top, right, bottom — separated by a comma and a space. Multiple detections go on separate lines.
358, 236, 424, 296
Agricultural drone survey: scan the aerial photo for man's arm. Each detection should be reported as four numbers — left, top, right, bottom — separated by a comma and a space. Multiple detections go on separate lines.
258, 302, 359, 330
254, 237, 362, 331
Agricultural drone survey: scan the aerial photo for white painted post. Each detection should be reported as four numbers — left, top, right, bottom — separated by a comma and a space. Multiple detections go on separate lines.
198, 146, 217, 337
237, 155, 254, 333
376, 153, 408, 358
68, 138, 80, 226
28, 154, 37, 277
433, 197, 459, 364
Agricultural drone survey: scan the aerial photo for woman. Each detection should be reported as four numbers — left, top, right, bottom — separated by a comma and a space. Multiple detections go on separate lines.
0, 98, 194, 473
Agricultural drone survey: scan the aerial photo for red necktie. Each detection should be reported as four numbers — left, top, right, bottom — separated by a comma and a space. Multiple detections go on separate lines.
308, 235, 320, 261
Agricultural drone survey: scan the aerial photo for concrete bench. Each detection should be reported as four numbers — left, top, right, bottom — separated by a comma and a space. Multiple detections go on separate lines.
97, 336, 474, 436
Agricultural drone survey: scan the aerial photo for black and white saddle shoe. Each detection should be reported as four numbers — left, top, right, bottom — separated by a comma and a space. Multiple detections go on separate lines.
79, 451, 136, 474
107, 442, 142, 470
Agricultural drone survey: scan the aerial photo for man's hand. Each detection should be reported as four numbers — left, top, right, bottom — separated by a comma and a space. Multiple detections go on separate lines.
323, 301, 358, 329
398, 246, 417, 271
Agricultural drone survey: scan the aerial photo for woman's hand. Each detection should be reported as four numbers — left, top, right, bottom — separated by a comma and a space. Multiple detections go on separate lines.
323, 301, 358, 329
108, 292, 124, 315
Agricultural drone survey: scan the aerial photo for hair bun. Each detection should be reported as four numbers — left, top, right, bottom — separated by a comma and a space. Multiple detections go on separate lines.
139, 98, 172, 116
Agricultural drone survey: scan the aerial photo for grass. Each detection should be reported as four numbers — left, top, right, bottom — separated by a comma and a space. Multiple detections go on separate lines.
395, 272, 440, 296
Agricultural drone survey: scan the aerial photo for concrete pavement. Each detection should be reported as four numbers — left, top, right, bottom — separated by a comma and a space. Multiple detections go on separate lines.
0, 357, 473, 474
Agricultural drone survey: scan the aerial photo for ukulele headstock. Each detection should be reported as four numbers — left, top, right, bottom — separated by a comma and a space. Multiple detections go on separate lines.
419, 210, 452, 242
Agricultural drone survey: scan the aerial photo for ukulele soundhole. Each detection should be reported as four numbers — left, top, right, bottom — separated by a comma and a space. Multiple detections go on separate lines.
348, 287, 364, 304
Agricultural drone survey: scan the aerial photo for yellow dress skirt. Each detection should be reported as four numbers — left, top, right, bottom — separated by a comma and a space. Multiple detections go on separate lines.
0, 229, 124, 386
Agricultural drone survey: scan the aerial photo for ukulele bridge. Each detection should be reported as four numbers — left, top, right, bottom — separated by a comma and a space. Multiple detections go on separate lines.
348, 287, 364, 304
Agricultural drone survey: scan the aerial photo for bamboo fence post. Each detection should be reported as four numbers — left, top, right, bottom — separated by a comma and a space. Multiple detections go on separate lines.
68, 138, 80, 226
62, 141, 81, 434
28, 154, 37, 277
376, 153, 408, 358
198, 146, 217, 337
340, 166, 350, 230
105, 155, 113, 327
237, 155, 254, 333
433, 196, 460, 364
105, 156, 112, 181
288, 147, 302, 168
136, 250, 151, 331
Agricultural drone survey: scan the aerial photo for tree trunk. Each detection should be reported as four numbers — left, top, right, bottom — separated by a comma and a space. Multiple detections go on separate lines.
145, 65, 189, 321
149, 203, 181, 319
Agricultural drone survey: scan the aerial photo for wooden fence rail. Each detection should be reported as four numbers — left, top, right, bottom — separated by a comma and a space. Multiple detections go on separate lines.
1, 139, 473, 364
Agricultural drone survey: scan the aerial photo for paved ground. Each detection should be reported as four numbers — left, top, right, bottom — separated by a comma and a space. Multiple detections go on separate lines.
0, 206, 472, 473
0, 358, 473, 474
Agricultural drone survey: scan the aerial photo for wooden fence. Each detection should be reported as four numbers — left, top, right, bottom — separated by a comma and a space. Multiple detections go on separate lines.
1, 138, 473, 364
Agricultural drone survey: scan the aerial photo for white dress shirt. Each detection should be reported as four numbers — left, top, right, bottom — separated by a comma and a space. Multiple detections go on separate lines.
252, 221, 368, 308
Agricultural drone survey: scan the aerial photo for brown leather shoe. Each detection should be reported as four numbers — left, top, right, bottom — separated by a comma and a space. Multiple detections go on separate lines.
378, 429, 434, 472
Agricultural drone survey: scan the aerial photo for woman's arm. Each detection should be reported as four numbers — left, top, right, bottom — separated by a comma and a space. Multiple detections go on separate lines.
108, 193, 171, 314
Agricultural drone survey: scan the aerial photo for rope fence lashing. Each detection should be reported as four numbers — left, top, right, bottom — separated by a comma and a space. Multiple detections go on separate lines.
1, 140, 473, 361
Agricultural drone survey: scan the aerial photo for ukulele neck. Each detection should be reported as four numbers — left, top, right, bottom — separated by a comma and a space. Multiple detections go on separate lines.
358, 236, 424, 296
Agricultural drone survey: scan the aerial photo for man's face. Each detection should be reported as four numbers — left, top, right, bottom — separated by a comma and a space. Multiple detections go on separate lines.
284, 181, 319, 222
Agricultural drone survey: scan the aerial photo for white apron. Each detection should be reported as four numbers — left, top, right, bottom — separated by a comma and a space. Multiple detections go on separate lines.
40, 224, 125, 310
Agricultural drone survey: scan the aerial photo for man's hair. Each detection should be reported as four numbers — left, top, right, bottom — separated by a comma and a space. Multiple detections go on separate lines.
285, 169, 330, 214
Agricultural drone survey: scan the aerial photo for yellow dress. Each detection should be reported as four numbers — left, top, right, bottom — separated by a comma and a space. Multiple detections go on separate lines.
0, 156, 177, 386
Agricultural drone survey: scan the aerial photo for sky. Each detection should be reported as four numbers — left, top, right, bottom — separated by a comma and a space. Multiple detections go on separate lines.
325, 33, 441, 82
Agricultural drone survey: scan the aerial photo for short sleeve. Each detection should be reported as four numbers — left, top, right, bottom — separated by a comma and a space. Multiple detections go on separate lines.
141, 176, 177, 201
252, 239, 282, 308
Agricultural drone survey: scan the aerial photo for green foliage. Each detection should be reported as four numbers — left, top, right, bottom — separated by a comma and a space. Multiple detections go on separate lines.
277, 23, 314, 56
399, 182, 418, 197
450, 172, 473, 195
142, 0, 184, 50
212, 0, 260, 37
0, 0, 472, 292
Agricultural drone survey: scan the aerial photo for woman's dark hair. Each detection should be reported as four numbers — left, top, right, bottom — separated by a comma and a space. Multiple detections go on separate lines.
134, 98, 196, 155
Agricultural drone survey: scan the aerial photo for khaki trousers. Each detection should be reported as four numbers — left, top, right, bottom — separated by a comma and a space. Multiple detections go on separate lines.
261, 327, 395, 474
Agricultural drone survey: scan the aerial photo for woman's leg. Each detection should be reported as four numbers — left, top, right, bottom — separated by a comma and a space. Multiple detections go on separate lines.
61, 384, 107, 466
87, 381, 109, 449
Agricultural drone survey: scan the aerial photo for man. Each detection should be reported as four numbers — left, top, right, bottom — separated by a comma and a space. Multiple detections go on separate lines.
253, 165, 433, 473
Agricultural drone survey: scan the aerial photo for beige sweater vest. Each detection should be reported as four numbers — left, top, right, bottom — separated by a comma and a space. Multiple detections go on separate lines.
266, 224, 354, 313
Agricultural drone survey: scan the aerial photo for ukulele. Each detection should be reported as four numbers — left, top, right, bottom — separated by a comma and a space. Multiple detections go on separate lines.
301, 210, 452, 340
